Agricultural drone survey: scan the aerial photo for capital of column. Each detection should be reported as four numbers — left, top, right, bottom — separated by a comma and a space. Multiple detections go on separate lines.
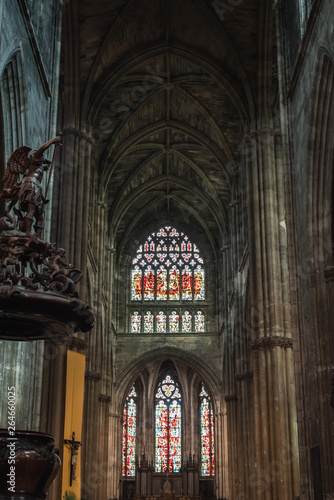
97, 200, 107, 210
98, 394, 112, 403
110, 413, 121, 420
250, 335, 293, 350
224, 395, 238, 403
85, 370, 102, 381
62, 127, 95, 145
68, 337, 87, 353
235, 371, 253, 382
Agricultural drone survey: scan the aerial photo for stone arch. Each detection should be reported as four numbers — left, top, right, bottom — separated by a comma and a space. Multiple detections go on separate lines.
0, 48, 27, 158
307, 49, 334, 270
303, 47, 334, 495
114, 346, 222, 414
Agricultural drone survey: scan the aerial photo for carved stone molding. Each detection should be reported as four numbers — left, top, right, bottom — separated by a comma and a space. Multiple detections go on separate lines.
98, 394, 112, 403
250, 336, 293, 350
224, 395, 238, 403
62, 127, 95, 145
85, 370, 101, 381
235, 371, 253, 382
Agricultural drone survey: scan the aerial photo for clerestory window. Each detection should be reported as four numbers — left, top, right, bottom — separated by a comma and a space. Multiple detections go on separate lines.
130, 226, 205, 333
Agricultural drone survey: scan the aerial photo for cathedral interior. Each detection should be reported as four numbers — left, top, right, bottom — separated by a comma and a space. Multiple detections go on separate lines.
0, 0, 334, 499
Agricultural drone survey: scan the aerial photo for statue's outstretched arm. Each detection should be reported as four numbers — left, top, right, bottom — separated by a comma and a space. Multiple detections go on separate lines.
33, 136, 62, 159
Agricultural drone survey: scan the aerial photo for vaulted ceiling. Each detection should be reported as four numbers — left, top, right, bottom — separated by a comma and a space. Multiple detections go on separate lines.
62, 0, 274, 255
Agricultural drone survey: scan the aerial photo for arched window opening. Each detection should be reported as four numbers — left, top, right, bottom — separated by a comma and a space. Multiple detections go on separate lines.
130, 226, 206, 333
122, 385, 137, 477
200, 384, 215, 477
155, 374, 182, 473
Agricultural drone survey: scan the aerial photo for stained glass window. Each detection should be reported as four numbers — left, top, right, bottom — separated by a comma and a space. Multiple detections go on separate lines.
195, 311, 205, 332
182, 311, 192, 333
157, 266, 167, 300
155, 375, 182, 472
169, 266, 180, 301
130, 226, 206, 332
131, 311, 141, 333
194, 266, 205, 300
144, 311, 154, 333
122, 386, 137, 477
144, 266, 155, 300
131, 266, 142, 301
169, 311, 179, 333
157, 311, 167, 333
200, 385, 214, 476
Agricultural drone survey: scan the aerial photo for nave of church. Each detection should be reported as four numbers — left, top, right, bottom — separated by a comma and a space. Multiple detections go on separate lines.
0, 0, 334, 499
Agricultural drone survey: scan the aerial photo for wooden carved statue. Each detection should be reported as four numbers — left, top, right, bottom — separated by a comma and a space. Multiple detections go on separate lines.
0, 138, 95, 340
0, 136, 61, 236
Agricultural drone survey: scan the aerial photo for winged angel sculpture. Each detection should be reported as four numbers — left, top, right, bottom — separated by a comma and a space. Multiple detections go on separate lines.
0, 137, 83, 295
0, 138, 95, 339
0, 137, 61, 236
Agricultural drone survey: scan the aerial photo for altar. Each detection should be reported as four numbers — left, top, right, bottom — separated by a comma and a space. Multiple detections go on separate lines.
121, 454, 214, 500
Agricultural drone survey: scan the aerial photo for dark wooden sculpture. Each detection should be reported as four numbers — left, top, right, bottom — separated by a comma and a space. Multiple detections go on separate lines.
0, 137, 61, 236
0, 140, 95, 499
0, 139, 95, 339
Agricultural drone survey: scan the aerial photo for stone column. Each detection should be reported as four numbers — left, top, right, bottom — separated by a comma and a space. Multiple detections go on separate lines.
215, 406, 227, 500
108, 411, 122, 500
245, 129, 300, 499
224, 395, 238, 499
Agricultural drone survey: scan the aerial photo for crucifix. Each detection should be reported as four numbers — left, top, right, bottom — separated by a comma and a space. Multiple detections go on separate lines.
64, 431, 82, 486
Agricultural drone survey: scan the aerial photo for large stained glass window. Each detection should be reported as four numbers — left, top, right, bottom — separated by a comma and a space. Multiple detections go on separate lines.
130, 226, 206, 332
200, 385, 214, 477
155, 375, 182, 473
122, 386, 137, 477
131, 227, 204, 302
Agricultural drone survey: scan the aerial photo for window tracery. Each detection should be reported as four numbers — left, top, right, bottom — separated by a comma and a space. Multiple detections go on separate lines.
130, 226, 205, 333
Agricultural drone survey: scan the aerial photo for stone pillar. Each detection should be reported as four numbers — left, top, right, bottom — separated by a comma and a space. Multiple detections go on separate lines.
108, 411, 122, 500
39, 340, 67, 500
245, 128, 300, 499
215, 407, 228, 500
235, 370, 254, 499
224, 395, 238, 499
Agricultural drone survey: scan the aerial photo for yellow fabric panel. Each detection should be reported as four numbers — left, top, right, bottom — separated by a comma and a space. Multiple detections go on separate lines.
62, 350, 86, 500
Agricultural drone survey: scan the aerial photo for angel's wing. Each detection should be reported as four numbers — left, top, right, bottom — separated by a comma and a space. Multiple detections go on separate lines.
0, 146, 31, 200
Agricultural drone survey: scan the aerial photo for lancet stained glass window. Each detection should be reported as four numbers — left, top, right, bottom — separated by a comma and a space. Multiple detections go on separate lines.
130, 226, 206, 332
122, 386, 137, 477
200, 384, 214, 477
155, 375, 182, 472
